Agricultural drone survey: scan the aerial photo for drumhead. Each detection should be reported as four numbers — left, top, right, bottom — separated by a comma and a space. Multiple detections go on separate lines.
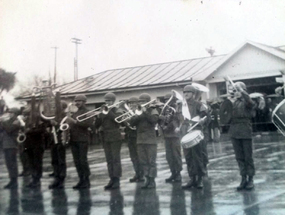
181, 130, 204, 148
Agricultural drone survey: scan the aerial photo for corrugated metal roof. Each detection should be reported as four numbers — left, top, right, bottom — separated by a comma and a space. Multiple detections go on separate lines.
18, 41, 285, 99
56, 55, 225, 95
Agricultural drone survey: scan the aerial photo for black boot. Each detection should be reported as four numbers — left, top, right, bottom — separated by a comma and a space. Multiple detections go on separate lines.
182, 176, 196, 189
4, 178, 18, 189
196, 176, 203, 189
141, 177, 150, 189
56, 178, 65, 189
78, 177, 90, 189
49, 178, 60, 189
49, 172, 55, 177
28, 177, 40, 188
173, 172, 182, 182
147, 177, 156, 189
129, 175, 139, 183
237, 175, 247, 191
73, 177, 84, 189
165, 172, 176, 183
111, 177, 120, 189
245, 176, 254, 190
104, 178, 114, 190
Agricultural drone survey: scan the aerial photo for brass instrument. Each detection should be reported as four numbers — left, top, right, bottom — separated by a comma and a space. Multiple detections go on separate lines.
135, 99, 158, 115
16, 115, 26, 143
76, 101, 124, 122
60, 103, 73, 131
115, 103, 135, 123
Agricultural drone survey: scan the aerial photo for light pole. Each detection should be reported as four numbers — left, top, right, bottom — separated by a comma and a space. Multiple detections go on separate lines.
71, 38, 82, 81
51, 46, 58, 85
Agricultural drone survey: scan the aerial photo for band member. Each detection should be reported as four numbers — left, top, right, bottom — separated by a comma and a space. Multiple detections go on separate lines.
66, 95, 93, 189
230, 82, 255, 191
130, 93, 159, 189
48, 101, 68, 189
25, 107, 47, 188
181, 85, 208, 189
95, 92, 123, 190
159, 93, 183, 183
0, 108, 21, 189
125, 97, 144, 183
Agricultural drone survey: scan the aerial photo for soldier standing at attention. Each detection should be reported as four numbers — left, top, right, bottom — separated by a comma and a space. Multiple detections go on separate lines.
230, 82, 255, 191
130, 93, 159, 189
66, 95, 93, 189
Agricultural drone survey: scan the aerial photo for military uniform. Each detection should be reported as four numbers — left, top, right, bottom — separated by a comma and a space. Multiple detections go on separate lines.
159, 97, 183, 183
95, 92, 123, 189
130, 93, 159, 189
229, 82, 255, 190
1, 108, 21, 189
181, 85, 207, 189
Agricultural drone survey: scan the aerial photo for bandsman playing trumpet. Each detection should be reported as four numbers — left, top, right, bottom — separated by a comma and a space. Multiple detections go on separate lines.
95, 92, 123, 190
124, 96, 144, 183
65, 94, 93, 189
0, 107, 21, 189
130, 93, 159, 189
159, 93, 183, 183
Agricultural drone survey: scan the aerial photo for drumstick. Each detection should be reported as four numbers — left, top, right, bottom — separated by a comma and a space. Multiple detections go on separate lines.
226, 75, 238, 91
187, 116, 207, 132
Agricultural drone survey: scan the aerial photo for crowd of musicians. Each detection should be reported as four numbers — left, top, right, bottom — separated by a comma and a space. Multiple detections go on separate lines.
1, 81, 282, 192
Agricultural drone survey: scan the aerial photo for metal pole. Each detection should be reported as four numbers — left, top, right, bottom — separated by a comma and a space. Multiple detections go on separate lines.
71, 38, 82, 81
51, 47, 58, 85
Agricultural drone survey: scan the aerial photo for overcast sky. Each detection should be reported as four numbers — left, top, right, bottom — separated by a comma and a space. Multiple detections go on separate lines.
1, 0, 285, 93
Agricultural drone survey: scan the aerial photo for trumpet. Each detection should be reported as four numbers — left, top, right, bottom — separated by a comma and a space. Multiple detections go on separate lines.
136, 99, 158, 115
76, 101, 124, 122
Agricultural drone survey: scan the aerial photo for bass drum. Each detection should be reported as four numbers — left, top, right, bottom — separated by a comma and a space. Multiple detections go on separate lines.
181, 130, 204, 149
272, 99, 285, 136
219, 98, 233, 125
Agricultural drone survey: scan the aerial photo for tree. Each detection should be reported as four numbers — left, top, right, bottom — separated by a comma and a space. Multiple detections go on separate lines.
0, 68, 16, 96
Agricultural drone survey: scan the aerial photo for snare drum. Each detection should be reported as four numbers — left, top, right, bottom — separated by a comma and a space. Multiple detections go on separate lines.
272, 99, 285, 136
181, 130, 204, 149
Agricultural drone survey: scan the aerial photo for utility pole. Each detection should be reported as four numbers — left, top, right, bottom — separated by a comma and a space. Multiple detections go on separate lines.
71, 38, 82, 81
51, 46, 58, 85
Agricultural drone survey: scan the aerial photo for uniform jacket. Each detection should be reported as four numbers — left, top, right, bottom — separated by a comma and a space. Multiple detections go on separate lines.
130, 108, 159, 144
181, 99, 207, 137
95, 107, 122, 142
229, 91, 254, 139
70, 106, 93, 142
1, 116, 20, 149
159, 104, 182, 138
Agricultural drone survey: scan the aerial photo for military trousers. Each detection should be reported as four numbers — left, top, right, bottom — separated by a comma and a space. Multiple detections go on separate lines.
231, 138, 255, 176
164, 137, 182, 173
4, 148, 18, 179
103, 140, 122, 178
26, 141, 45, 179
128, 136, 143, 176
137, 144, 157, 178
70, 141, 90, 179
52, 143, 66, 179
183, 142, 206, 177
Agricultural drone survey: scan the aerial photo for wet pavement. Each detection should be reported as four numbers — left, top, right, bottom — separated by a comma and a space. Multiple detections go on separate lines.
0, 132, 285, 215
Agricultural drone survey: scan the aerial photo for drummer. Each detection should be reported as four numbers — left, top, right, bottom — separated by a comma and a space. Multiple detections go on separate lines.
180, 85, 208, 189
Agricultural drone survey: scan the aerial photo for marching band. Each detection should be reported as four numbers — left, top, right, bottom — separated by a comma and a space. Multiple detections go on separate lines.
0, 79, 283, 193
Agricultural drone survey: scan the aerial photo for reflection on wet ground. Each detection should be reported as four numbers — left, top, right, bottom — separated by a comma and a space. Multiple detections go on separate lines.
0, 132, 285, 215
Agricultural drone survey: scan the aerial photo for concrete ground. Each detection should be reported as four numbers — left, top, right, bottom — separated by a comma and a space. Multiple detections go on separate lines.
0, 132, 285, 215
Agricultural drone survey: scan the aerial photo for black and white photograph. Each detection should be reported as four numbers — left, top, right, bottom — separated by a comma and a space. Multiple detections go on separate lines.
0, 0, 285, 214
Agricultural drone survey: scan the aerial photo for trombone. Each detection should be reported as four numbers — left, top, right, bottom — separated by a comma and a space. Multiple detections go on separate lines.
115, 103, 135, 123
136, 99, 159, 115
76, 101, 124, 122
